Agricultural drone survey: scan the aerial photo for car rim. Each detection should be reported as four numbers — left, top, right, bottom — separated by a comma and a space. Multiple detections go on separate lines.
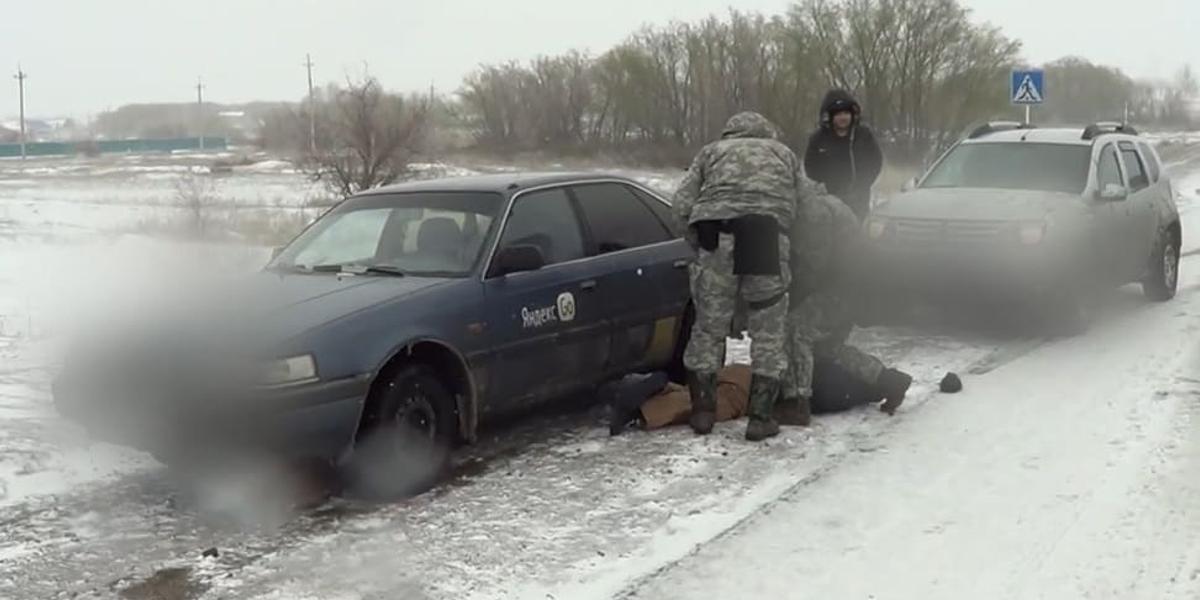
395, 384, 437, 441
1164, 243, 1179, 289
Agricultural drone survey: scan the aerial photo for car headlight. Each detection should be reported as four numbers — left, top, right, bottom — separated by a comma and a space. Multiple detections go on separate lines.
866, 217, 888, 240
1018, 220, 1048, 246
258, 354, 318, 388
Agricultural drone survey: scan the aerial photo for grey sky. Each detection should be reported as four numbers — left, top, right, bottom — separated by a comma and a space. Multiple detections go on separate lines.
2, 0, 1196, 118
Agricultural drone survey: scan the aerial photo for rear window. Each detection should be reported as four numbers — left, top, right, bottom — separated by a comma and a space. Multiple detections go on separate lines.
921, 143, 1092, 195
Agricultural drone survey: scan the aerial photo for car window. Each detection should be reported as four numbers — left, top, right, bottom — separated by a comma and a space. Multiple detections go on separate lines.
1119, 142, 1150, 192
920, 142, 1091, 195
277, 192, 503, 277
497, 187, 585, 267
572, 183, 672, 255
1137, 142, 1162, 183
290, 208, 391, 268
629, 186, 682, 237
1097, 144, 1124, 190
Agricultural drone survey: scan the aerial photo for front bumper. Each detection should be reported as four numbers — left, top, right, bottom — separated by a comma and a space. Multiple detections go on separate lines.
53, 373, 371, 463
859, 241, 1077, 302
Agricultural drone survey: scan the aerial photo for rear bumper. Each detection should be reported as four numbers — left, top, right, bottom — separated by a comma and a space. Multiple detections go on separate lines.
54, 374, 371, 463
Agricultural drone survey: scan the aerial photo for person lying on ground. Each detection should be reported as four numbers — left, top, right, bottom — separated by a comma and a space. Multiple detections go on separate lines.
605, 360, 895, 436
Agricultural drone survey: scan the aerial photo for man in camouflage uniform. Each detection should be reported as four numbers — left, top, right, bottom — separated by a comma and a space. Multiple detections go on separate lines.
673, 111, 801, 442
778, 188, 912, 424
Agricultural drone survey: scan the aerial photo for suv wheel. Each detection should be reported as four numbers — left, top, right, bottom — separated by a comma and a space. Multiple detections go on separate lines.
344, 364, 457, 500
1143, 228, 1180, 302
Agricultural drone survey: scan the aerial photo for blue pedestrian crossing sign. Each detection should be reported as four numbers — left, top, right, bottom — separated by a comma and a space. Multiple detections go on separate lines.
1011, 70, 1045, 105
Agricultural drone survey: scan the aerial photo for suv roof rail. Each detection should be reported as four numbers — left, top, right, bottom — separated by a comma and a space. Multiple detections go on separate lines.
1082, 121, 1139, 140
968, 121, 1035, 140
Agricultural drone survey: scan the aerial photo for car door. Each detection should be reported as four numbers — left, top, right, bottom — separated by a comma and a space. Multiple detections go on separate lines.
568, 181, 691, 377
1136, 139, 1173, 228
1092, 143, 1134, 283
1118, 141, 1158, 277
481, 186, 610, 414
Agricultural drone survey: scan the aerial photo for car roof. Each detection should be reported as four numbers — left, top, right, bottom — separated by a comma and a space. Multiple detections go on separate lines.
358, 171, 644, 196
964, 128, 1141, 146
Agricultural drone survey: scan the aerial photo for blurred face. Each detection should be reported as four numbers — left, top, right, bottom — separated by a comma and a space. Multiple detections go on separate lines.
832, 110, 853, 132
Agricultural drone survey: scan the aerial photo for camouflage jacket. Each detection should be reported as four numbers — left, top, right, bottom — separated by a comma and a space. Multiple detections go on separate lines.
790, 188, 862, 300
672, 112, 803, 233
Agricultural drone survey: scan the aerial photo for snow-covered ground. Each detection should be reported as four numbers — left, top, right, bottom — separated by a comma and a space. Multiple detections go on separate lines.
0, 145, 1197, 599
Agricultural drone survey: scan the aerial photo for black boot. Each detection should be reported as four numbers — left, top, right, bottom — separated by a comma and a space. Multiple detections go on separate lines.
605, 372, 668, 436
877, 368, 913, 416
745, 376, 782, 442
773, 395, 811, 427
687, 371, 718, 435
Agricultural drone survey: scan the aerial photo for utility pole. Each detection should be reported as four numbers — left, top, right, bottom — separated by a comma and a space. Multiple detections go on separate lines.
196, 77, 205, 151
13, 65, 28, 161
304, 53, 316, 154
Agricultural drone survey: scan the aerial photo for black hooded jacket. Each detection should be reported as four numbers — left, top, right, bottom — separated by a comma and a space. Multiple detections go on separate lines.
803, 90, 884, 219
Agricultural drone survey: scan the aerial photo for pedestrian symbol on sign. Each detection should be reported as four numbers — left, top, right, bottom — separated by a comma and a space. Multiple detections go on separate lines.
1014, 76, 1042, 103
1010, 70, 1045, 105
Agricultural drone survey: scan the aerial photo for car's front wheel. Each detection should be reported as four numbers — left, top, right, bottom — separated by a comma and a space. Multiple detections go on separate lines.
1142, 227, 1180, 302
344, 364, 457, 500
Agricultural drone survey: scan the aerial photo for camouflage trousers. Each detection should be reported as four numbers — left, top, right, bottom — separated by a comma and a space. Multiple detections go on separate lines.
784, 290, 885, 399
684, 233, 790, 378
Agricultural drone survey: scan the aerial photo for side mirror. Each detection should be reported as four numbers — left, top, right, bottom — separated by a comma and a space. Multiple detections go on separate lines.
1096, 183, 1128, 202
900, 177, 918, 192
493, 244, 545, 276
269, 246, 285, 260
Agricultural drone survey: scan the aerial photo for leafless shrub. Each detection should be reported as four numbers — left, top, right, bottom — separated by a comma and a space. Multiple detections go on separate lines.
174, 171, 220, 239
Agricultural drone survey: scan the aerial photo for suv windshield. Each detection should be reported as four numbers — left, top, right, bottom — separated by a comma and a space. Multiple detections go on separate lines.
921, 142, 1092, 195
271, 192, 503, 277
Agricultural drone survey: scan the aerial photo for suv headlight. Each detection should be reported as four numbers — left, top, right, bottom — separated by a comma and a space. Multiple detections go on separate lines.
259, 354, 318, 388
866, 217, 889, 240
1018, 218, 1053, 246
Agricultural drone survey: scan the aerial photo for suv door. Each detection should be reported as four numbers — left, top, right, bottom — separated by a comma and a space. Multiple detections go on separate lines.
568, 182, 692, 377
1118, 141, 1158, 277
1093, 143, 1133, 283
482, 186, 611, 413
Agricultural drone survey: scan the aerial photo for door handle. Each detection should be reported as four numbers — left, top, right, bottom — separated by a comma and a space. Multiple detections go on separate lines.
580, 280, 597, 291
673, 259, 691, 269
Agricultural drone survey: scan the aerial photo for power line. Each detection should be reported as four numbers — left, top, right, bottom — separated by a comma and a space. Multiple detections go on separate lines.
13, 65, 28, 160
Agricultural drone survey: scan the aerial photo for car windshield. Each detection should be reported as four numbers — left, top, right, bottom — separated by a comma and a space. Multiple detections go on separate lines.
921, 142, 1092, 195
271, 191, 503, 277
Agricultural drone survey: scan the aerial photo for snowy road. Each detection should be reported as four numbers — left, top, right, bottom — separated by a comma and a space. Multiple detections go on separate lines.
633, 268, 1200, 599
0, 151, 1198, 599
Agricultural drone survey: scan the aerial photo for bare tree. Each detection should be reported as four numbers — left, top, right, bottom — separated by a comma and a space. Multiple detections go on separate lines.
174, 170, 220, 238
305, 77, 430, 199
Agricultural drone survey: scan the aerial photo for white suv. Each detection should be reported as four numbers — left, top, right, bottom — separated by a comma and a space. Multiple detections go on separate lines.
864, 122, 1182, 331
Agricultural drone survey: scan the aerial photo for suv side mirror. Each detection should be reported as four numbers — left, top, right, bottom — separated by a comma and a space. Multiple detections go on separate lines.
1096, 183, 1128, 201
493, 244, 545, 276
901, 177, 918, 192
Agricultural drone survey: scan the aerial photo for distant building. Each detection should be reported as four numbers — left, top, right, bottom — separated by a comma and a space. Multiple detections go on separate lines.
218, 110, 264, 142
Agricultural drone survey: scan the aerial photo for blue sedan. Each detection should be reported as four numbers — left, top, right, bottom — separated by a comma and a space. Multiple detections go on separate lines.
54, 172, 693, 489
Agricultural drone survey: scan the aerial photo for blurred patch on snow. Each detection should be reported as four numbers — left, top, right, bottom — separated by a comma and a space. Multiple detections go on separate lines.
233, 160, 297, 175
407, 162, 481, 180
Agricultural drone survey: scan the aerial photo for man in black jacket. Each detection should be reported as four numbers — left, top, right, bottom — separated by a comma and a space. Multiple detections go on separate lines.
803, 89, 884, 220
